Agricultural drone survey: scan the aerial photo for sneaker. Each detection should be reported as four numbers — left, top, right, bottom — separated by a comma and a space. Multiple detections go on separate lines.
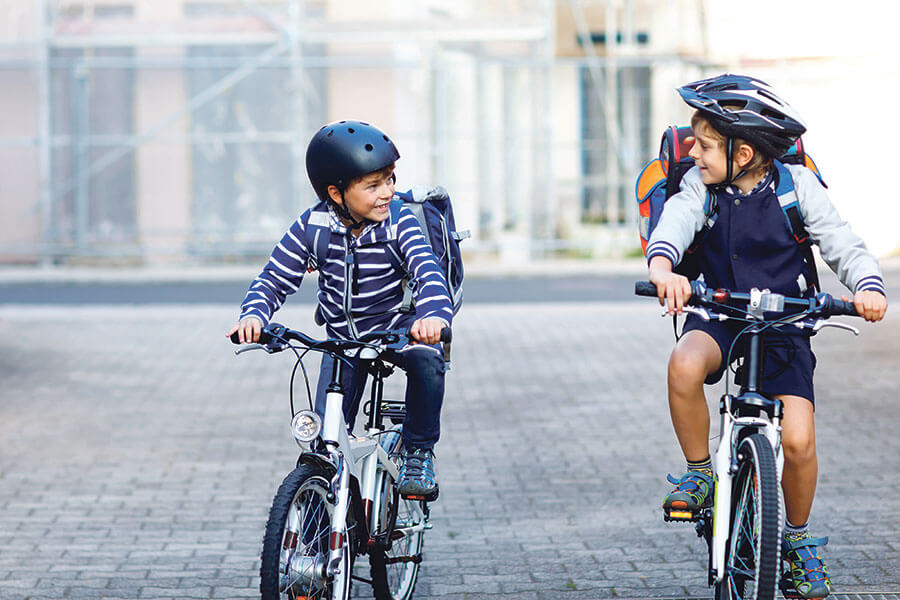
662, 470, 714, 515
398, 447, 439, 501
780, 533, 832, 599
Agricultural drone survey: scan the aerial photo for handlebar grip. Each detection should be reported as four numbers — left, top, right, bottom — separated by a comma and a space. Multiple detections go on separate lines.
823, 296, 859, 317
229, 328, 274, 345
440, 327, 452, 344
634, 281, 658, 297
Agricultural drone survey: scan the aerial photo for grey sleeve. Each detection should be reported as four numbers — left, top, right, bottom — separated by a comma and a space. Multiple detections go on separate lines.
645, 166, 709, 266
789, 164, 885, 294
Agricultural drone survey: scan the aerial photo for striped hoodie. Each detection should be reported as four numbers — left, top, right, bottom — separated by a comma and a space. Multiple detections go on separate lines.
240, 201, 453, 339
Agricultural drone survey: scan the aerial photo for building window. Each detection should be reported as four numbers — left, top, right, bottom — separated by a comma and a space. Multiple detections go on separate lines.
580, 64, 650, 224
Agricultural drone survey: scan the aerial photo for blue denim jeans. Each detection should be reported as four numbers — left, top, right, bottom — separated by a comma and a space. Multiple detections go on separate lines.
315, 344, 446, 450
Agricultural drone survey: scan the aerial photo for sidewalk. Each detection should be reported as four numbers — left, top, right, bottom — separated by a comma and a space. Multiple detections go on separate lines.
1, 255, 897, 285
0, 300, 898, 599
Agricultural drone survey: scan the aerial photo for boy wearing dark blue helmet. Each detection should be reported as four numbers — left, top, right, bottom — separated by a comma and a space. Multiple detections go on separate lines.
228, 120, 451, 501
648, 74, 887, 599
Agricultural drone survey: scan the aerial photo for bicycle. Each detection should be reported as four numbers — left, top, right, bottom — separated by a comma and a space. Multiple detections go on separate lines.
635, 281, 861, 600
231, 322, 451, 600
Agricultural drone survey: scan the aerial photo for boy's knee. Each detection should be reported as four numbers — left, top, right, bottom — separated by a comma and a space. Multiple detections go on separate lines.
782, 428, 816, 463
668, 347, 709, 385
404, 346, 446, 377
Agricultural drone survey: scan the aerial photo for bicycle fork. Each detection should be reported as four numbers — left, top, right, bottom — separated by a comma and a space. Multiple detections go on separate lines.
710, 401, 784, 584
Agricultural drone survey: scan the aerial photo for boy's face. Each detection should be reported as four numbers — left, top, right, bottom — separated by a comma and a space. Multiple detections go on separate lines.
688, 128, 729, 185
330, 167, 396, 224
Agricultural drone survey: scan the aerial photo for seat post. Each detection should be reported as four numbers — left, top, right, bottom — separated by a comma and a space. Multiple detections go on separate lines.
366, 365, 384, 430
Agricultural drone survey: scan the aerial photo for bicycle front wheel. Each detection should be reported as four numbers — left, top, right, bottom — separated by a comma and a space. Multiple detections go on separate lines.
369, 432, 426, 600
716, 433, 782, 600
260, 464, 354, 600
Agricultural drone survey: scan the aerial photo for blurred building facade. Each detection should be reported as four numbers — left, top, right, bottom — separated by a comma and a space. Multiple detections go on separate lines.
2, 1, 895, 264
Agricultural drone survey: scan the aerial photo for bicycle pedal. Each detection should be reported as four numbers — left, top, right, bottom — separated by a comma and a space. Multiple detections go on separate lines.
401, 489, 439, 503
778, 581, 825, 600
663, 507, 700, 522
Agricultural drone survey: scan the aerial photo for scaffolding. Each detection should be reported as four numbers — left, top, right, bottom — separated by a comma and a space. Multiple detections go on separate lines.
0, 0, 709, 264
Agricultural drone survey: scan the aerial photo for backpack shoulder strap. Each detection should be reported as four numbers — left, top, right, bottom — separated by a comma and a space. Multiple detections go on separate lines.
304, 203, 332, 272
773, 160, 820, 292
386, 198, 416, 314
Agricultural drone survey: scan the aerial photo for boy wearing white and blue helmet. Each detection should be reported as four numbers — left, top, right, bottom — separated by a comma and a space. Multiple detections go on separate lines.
648, 74, 887, 599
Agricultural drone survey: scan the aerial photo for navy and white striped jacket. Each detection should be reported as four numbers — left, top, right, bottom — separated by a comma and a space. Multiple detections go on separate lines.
240, 202, 453, 339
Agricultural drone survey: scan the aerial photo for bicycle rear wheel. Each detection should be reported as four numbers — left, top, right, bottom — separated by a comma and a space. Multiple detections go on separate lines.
716, 433, 782, 600
369, 431, 426, 600
260, 464, 354, 600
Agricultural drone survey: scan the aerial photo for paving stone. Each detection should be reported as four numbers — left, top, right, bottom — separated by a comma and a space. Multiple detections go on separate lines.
1, 291, 898, 598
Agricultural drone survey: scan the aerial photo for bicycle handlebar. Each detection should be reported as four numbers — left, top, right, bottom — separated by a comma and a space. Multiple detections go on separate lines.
230, 322, 452, 352
634, 281, 859, 318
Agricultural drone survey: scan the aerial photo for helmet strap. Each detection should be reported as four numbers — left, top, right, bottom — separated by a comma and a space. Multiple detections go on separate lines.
331, 189, 367, 231
724, 137, 747, 187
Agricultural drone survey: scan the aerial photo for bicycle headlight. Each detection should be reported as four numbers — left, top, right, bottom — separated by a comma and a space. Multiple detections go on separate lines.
290, 410, 322, 445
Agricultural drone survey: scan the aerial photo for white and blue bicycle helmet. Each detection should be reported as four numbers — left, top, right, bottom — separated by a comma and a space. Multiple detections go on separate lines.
678, 74, 807, 183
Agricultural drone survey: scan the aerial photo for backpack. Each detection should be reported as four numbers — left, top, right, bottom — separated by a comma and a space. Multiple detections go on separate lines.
634, 125, 826, 291
304, 185, 469, 322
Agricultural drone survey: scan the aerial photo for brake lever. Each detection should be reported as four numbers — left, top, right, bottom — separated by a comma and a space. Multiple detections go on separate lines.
660, 306, 726, 322
812, 320, 860, 336
234, 342, 284, 355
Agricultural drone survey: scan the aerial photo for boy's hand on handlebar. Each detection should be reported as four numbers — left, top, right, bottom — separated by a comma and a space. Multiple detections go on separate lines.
844, 290, 888, 322
410, 317, 446, 345
227, 317, 263, 344
648, 256, 692, 315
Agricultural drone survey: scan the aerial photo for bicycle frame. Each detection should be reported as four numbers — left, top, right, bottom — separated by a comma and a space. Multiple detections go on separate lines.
706, 321, 785, 585
308, 346, 427, 596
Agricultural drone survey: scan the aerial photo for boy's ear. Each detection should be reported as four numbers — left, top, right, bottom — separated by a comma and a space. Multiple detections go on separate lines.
735, 142, 755, 168
327, 185, 343, 205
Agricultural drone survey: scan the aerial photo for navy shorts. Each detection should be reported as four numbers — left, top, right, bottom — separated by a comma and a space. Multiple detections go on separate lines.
682, 313, 817, 404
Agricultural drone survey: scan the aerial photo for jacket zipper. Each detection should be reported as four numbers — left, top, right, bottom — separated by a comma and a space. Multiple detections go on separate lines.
342, 234, 360, 339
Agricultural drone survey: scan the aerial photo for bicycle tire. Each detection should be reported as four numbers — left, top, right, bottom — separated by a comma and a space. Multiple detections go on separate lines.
716, 433, 782, 600
369, 431, 426, 600
260, 464, 355, 600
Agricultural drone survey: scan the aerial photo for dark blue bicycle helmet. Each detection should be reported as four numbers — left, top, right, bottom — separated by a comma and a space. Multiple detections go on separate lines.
306, 120, 400, 220
678, 74, 807, 160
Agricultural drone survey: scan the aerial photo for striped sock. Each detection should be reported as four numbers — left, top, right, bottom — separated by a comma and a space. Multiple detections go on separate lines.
784, 521, 809, 540
687, 456, 713, 478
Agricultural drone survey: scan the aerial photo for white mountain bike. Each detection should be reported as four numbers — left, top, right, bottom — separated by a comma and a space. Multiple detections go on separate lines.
232, 323, 450, 600
636, 281, 861, 600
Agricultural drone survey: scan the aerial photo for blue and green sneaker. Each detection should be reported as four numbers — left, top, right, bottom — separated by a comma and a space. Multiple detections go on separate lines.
780, 533, 832, 599
663, 470, 714, 519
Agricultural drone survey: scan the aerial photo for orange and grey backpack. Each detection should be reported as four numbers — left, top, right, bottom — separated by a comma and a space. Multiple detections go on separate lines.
634, 125, 826, 290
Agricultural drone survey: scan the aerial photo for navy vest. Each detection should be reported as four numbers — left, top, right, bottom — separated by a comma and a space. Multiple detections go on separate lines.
696, 174, 814, 297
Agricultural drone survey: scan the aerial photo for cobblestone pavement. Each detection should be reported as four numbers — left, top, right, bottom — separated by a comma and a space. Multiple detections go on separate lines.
1, 293, 898, 599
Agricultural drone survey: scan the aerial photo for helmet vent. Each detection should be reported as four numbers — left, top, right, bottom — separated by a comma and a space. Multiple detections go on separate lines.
365, 143, 373, 151
348, 127, 355, 134
383, 135, 390, 142
757, 89, 784, 105
327, 129, 333, 137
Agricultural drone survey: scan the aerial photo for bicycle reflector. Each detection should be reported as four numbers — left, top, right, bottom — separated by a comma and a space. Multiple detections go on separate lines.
291, 410, 322, 445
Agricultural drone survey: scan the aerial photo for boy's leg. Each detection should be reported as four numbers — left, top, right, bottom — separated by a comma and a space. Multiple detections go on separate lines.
314, 353, 368, 431
392, 344, 445, 500
777, 394, 831, 599
778, 395, 817, 526
663, 329, 722, 514
668, 330, 722, 461
397, 345, 446, 449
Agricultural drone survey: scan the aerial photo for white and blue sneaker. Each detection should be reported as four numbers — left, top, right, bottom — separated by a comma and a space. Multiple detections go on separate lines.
398, 448, 439, 502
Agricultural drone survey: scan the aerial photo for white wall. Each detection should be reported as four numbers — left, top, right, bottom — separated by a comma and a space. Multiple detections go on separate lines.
703, 1, 900, 256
